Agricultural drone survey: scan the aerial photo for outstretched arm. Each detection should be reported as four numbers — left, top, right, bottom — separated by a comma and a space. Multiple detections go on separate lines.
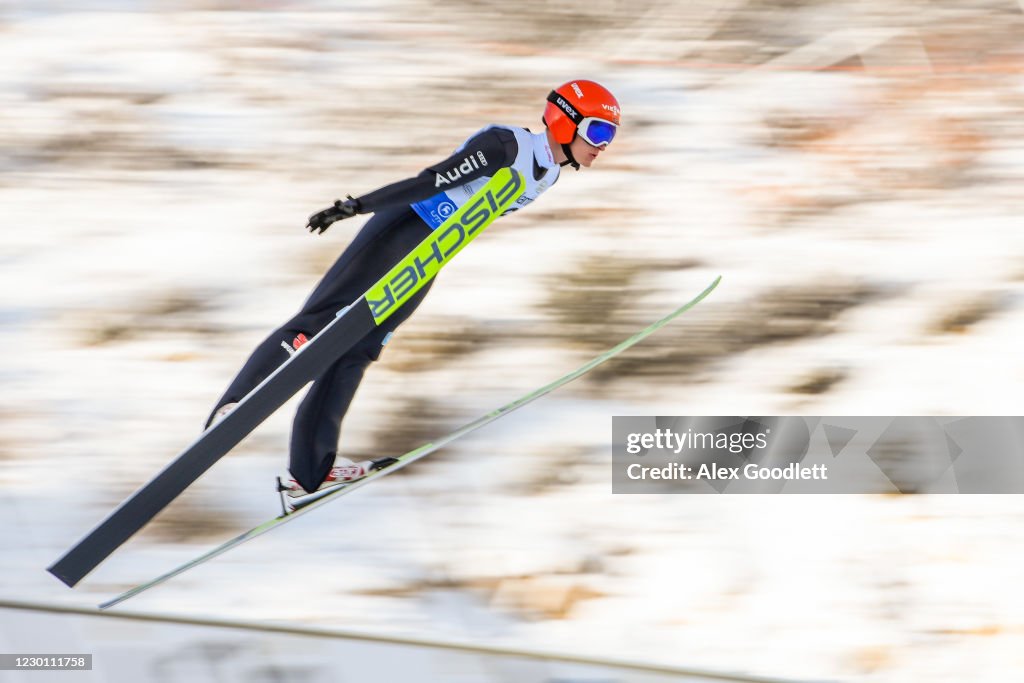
307, 128, 519, 233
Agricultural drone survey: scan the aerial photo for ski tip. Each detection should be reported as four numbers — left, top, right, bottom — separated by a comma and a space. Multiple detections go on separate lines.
696, 275, 722, 300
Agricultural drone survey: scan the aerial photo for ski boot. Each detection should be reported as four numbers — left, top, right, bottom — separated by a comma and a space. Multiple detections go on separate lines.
276, 457, 398, 513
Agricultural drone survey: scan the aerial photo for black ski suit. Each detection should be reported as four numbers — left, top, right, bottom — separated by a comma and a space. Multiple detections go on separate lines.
207, 126, 546, 492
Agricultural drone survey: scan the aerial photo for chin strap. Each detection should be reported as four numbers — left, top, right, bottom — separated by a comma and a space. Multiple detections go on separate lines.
543, 114, 582, 170
560, 142, 581, 171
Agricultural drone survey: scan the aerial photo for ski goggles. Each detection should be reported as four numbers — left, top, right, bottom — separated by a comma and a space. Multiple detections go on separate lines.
576, 117, 618, 147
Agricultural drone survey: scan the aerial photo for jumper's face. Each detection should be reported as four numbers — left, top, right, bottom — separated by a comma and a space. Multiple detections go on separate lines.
571, 136, 604, 168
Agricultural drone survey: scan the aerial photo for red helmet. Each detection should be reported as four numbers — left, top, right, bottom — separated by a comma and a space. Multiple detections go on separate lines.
543, 80, 621, 146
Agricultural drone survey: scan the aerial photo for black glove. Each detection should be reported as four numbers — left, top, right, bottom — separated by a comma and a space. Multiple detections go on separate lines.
306, 196, 361, 234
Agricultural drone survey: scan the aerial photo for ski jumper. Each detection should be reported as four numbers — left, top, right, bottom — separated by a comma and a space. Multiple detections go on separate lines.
208, 125, 561, 492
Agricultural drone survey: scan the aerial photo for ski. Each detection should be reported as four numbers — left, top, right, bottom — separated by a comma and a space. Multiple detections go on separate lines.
48, 168, 527, 588
98, 275, 721, 609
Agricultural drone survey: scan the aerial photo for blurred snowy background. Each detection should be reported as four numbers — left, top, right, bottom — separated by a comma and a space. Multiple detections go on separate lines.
1, 0, 1023, 681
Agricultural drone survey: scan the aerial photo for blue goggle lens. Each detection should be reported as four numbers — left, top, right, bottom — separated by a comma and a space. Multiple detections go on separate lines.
583, 120, 617, 146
